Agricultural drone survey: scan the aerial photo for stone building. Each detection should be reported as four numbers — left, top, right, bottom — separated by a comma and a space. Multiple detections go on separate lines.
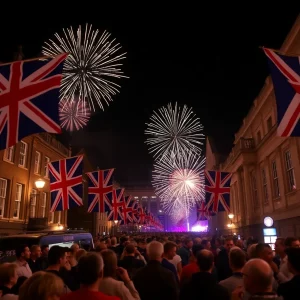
207, 15, 300, 239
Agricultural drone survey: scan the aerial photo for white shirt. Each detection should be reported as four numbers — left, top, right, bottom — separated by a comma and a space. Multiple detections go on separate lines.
15, 260, 32, 278
278, 255, 293, 283
168, 254, 182, 271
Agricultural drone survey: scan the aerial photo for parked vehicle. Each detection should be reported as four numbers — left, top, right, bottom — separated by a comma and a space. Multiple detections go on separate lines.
0, 230, 93, 262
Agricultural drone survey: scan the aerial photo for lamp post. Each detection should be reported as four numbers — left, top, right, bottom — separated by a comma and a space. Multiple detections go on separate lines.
228, 213, 234, 235
35, 178, 46, 190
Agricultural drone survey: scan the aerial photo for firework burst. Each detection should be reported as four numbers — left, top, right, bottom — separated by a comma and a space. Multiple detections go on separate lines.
42, 24, 127, 111
153, 151, 206, 215
145, 102, 204, 160
59, 98, 90, 131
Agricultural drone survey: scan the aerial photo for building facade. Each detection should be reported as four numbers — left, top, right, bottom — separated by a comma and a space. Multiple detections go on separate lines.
125, 185, 169, 231
207, 16, 300, 239
0, 133, 70, 234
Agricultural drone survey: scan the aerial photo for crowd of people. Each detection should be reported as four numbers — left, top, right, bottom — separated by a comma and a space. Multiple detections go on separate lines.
0, 234, 299, 299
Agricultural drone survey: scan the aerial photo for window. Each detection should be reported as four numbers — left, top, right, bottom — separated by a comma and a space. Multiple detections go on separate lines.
19, 141, 28, 167
40, 192, 47, 218
0, 179, 7, 217
13, 184, 22, 219
30, 189, 37, 218
261, 169, 269, 204
267, 117, 272, 131
271, 161, 280, 198
57, 211, 61, 224
4, 146, 14, 162
44, 156, 50, 178
34, 152, 41, 174
49, 211, 54, 223
285, 150, 296, 192
251, 171, 259, 207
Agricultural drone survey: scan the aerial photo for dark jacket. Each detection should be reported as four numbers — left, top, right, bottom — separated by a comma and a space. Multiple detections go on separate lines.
118, 256, 145, 279
133, 260, 179, 300
216, 248, 232, 281
180, 271, 230, 300
278, 274, 300, 300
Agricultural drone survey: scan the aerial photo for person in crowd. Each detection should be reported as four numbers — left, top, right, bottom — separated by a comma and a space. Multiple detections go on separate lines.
61, 252, 120, 300
118, 244, 145, 279
275, 237, 293, 283
219, 247, 246, 294
161, 242, 180, 283
114, 237, 129, 258
136, 239, 148, 261
14, 244, 32, 279
18, 271, 65, 300
256, 244, 279, 278
28, 245, 42, 273
277, 247, 300, 299
247, 243, 258, 260
216, 237, 234, 281
232, 258, 281, 300
38, 245, 49, 270
180, 249, 230, 299
133, 241, 179, 300
201, 239, 211, 250
45, 246, 71, 293
177, 238, 193, 267
99, 249, 140, 299
0, 263, 18, 298
285, 237, 300, 248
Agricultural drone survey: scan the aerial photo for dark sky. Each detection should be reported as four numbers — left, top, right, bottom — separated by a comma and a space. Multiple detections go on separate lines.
0, 6, 299, 185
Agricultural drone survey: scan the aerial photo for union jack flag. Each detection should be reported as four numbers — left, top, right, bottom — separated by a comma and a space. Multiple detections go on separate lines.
86, 169, 114, 213
131, 200, 139, 223
263, 48, 300, 136
197, 202, 214, 220
120, 195, 134, 225
205, 170, 232, 213
106, 188, 124, 221
0, 54, 67, 150
138, 206, 146, 224
49, 155, 83, 211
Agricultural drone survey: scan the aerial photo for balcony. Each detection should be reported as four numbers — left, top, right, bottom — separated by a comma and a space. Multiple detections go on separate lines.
221, 138, 255, 169
38, 133, 70, 156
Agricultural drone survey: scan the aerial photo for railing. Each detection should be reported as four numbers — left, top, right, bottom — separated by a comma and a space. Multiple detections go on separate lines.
38, 133, 70, 156
221, 138, 255, 169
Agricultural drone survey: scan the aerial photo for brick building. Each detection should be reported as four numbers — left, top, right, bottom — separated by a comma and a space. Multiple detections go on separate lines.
0, 133, 70, 234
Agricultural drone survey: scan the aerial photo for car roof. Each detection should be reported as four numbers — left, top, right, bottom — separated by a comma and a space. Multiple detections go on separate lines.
0, 230, 90, 239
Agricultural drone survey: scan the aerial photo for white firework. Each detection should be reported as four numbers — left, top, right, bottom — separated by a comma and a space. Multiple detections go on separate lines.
145, 102, 204, 160
42, 24, 127, 111
153, 151, 206, 215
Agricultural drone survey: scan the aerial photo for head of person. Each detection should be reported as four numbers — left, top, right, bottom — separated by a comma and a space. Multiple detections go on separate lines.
124, 244, 136, 257
30, 245, 42, 259
0, 263, 18, 287
101, 250, 117, 278
243, 258, 274, 295
229, 247, 246, 272
224, 237, 234, 252
163, 242, 177, 260
147, 241, 164, 261
286, 247, 300, 275
192, 244, 204, 259
196, 249, 214, 273
47, 246, 67, 268
200, 239, 211, 250
285, 237, 300, 248
255, 243, 273, 264
275, 238, 286, 256
16, 244, 31, 261
183, 238, 193, 249
19, 271, 64, 300
77, 252, 104, 286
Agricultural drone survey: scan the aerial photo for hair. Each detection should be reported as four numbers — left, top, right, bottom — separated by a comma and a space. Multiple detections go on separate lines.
15, 244, 28, 258
225, 237, 234, 243
285, 237, 298, 247
247, 243, 258, 259
101, 250, 117, 278
41, 245, 49, 252
255, 243, 271, 256
229, 248, 246, 269
147, 241, 164, 260
245, 259, 273, 289
196, 250, 214, 272
125, 244, 135, 255
95, 243, 107, 252
164, 242, 177, 253
18, 271, 64, 300
111, 237, 117, 246
30, 245, 40, 253
0, 263, 18, 285
275, 237, 285, 246
192, 244, 204, 257
201, 240, 210, 247
47, 246, 66, 266
78, 252, 104, 284
286, 248, 300, 272
75, 249, 87, 261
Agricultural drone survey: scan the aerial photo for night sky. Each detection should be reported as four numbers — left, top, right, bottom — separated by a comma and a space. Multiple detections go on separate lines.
0, 7, 298, 185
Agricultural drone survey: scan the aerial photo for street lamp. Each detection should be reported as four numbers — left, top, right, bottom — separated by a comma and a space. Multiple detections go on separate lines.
228, 213, 234, 220
228, 213, 234, 235
35, 178, 45, 189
